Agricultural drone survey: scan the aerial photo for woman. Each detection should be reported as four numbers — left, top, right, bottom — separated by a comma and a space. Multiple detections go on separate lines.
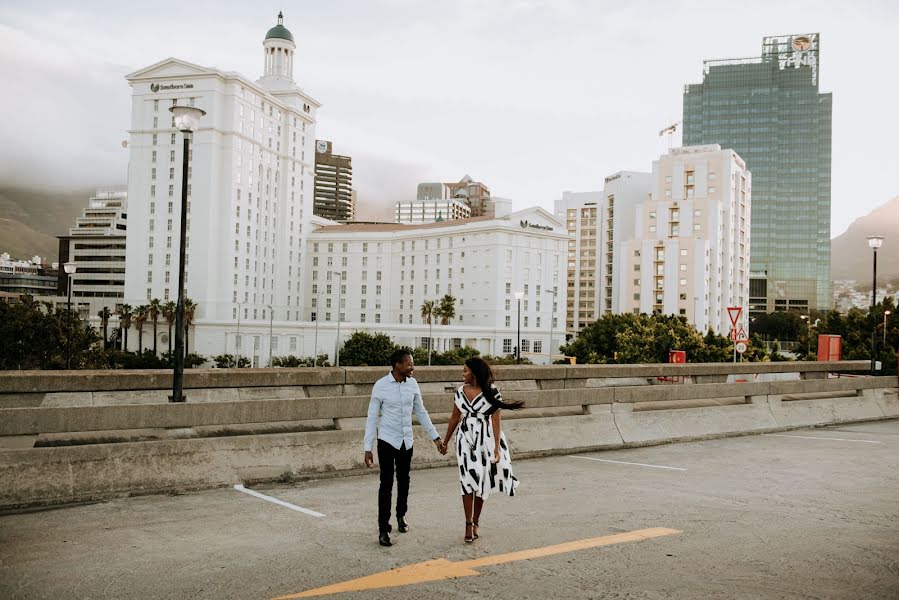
440, 357, 524, 543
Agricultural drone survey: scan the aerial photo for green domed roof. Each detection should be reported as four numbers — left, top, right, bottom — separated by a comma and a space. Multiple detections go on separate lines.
265, 12, 294, 42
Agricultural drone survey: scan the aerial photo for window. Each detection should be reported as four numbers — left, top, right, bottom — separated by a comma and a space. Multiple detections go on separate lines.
505, 282, 511, 294
505, 316, 511, 327
503, 339, 512, 353
521, 339, 530, 352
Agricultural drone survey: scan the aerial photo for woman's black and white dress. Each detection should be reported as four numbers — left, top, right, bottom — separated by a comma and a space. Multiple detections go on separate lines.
453, 385, 519, 499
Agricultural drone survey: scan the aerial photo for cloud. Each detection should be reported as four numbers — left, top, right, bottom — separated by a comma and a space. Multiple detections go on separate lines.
0, 25, 131, 191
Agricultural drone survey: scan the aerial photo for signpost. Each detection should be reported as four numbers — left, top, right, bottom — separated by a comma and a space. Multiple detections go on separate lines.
727, 307, 743, 363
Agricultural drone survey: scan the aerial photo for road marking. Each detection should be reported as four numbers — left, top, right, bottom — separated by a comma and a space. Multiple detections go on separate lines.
233, 484, 325, 517
271, 527, 681, 599
764, 434, 883, 444
571, 455, 687, 471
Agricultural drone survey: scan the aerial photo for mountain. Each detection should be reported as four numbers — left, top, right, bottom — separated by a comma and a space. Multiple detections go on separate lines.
831, 196, 899, 284
0, 187, 94, 262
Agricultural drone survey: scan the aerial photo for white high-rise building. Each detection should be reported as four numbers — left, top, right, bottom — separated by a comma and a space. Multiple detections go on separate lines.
553, 172, 652, 336
394, 199, 471, 224
618, 145, 751, 335
123, 13, 319, 347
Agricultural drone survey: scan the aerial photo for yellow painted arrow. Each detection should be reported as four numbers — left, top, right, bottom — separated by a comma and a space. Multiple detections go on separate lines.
271, 527, 681, 599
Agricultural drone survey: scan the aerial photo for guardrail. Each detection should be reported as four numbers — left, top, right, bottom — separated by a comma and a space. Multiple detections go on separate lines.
0, 361, 895, 510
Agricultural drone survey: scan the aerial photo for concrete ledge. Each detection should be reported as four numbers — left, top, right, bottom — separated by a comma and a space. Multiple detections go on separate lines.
613, 403, 779, 444
768, 396, 888, 428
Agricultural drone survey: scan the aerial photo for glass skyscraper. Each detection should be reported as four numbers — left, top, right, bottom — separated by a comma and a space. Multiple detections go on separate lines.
683, 33, 832, 317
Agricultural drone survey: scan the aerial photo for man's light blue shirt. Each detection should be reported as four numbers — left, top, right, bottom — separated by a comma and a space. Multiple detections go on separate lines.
364, 372, 439, 452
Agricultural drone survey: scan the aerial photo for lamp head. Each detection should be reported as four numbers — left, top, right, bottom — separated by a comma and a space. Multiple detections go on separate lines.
514, 291, 524, 301
169, 106, 206, 133
63, 262, 77, 275
867, 235, 884, 250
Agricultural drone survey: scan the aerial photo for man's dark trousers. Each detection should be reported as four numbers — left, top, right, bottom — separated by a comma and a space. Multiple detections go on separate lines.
377, 439, 413, 533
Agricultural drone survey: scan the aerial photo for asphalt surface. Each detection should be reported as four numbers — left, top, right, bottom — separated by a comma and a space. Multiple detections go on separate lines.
2, 420, 898, 599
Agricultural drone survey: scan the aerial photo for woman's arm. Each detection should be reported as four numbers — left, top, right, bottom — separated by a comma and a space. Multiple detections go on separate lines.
491, 410, 502, 463
443, 404, 462, 449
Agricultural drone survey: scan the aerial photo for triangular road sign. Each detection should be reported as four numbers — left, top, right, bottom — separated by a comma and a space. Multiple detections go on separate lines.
735, 326, 748, 342
727, 307, 742, 326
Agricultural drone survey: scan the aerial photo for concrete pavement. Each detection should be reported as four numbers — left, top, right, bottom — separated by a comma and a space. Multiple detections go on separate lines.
2, 420, 897, 599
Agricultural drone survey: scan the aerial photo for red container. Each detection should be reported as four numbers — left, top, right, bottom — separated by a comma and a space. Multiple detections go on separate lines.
817, 334, 842, 361
669, 350, 686, 364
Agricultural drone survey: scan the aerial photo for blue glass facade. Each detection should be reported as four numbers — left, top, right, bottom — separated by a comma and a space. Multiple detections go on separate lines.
683, 34, 832, 316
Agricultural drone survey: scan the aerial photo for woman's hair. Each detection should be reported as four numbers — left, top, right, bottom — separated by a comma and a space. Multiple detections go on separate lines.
465, 357, 525, 410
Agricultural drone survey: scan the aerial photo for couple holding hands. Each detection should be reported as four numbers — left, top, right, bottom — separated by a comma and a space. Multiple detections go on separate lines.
363, 350, 524, 546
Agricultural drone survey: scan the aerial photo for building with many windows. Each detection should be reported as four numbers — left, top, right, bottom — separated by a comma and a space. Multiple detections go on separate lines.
554, 172, 652, 336
618, 145, 751, 335
0, 254, 57, 296
122, 13, 319, 348
57, 186, 127, 302
418, 175, 496, 217
683, 33, 831, 317
313, 140, 354, 221
304, 207, 568, 362
394, 199, 471, 224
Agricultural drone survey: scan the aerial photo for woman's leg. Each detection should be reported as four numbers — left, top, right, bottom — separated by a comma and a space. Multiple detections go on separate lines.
462, 493, 475, 542
472, 497, 484, 538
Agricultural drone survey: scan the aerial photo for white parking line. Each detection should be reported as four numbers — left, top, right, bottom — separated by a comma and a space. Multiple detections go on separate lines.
233, 484, 326, 517
571, 456, 687, 471
764, 434, 883, 444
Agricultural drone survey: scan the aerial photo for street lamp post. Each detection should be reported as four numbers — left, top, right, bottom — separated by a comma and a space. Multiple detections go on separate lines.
64, 262, 77, 369
334, 271, 343, 367
884, 310, 892, 348
235, 301, 242, 368
313, 289, 320, 366
545, 288, 557, 365
515, 291, 524, 364
867, 236, 884, 375
428, 305, 433, 366
169, 105, 205, 403
267, 304, 274, 367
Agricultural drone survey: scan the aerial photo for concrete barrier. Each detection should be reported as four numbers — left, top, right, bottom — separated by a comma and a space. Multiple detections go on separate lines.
0, 363, 895, 510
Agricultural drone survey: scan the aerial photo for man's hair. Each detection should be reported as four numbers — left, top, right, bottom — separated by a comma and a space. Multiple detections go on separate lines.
390, 348, 412, 369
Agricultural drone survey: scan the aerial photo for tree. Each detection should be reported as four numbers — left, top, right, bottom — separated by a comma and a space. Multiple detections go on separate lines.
339, 331, 398, 366
183, 297, 197, 355
98, 306, 111, 349
0, 295, 101, 369
148, 298, 161, 355
134, 305, 148, 354
213, 354, 251, 368
162, 300, 176, 354
421, 299, 436, 363
117, 304, 133, 352
436, 294, 456, 325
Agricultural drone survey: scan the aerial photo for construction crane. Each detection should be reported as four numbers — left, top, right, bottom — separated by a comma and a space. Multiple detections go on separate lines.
658, 121, 680, 150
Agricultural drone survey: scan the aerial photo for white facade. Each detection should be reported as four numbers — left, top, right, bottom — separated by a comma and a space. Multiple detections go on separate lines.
123, 14, 320, 342
304, 207, 569, 362
62, 186, 128, 301
553, 172, 652, 335
394, 199, 471, 224
618, 145, 751, 335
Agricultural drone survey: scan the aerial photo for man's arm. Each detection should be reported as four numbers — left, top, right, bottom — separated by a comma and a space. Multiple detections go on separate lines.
363, 381, 381, 467
411, 382, 441, 448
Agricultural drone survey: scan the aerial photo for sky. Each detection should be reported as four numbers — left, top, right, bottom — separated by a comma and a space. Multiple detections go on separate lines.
0, 0, 896, 236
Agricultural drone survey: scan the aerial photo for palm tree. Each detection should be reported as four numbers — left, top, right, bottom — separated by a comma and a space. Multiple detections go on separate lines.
183, 297, 197, 356
421, 299, 436, 365
117, 304, 133, 352
98, 307, 111, 349
148, 298, 161, 355
437, 294, 456, 325
134, 305, 148, 353
162, 300, 176, 354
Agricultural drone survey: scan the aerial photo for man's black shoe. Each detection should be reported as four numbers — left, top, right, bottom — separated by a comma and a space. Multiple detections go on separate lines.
378, 531, 392, 547
397, 517, 409, 533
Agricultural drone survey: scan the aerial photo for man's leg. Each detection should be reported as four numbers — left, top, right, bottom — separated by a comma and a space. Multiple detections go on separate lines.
395, 441, 414, 524
377, 439, 396, 534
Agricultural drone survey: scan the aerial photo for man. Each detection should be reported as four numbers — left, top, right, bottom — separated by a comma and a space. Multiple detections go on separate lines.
364, 349, 443, 547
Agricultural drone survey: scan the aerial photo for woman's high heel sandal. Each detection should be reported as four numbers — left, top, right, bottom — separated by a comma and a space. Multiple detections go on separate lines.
464, 522, 475, 543
472, 521, 479, 539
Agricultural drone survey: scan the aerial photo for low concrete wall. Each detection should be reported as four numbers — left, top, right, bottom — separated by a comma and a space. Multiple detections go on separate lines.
0, 362, 894, 510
